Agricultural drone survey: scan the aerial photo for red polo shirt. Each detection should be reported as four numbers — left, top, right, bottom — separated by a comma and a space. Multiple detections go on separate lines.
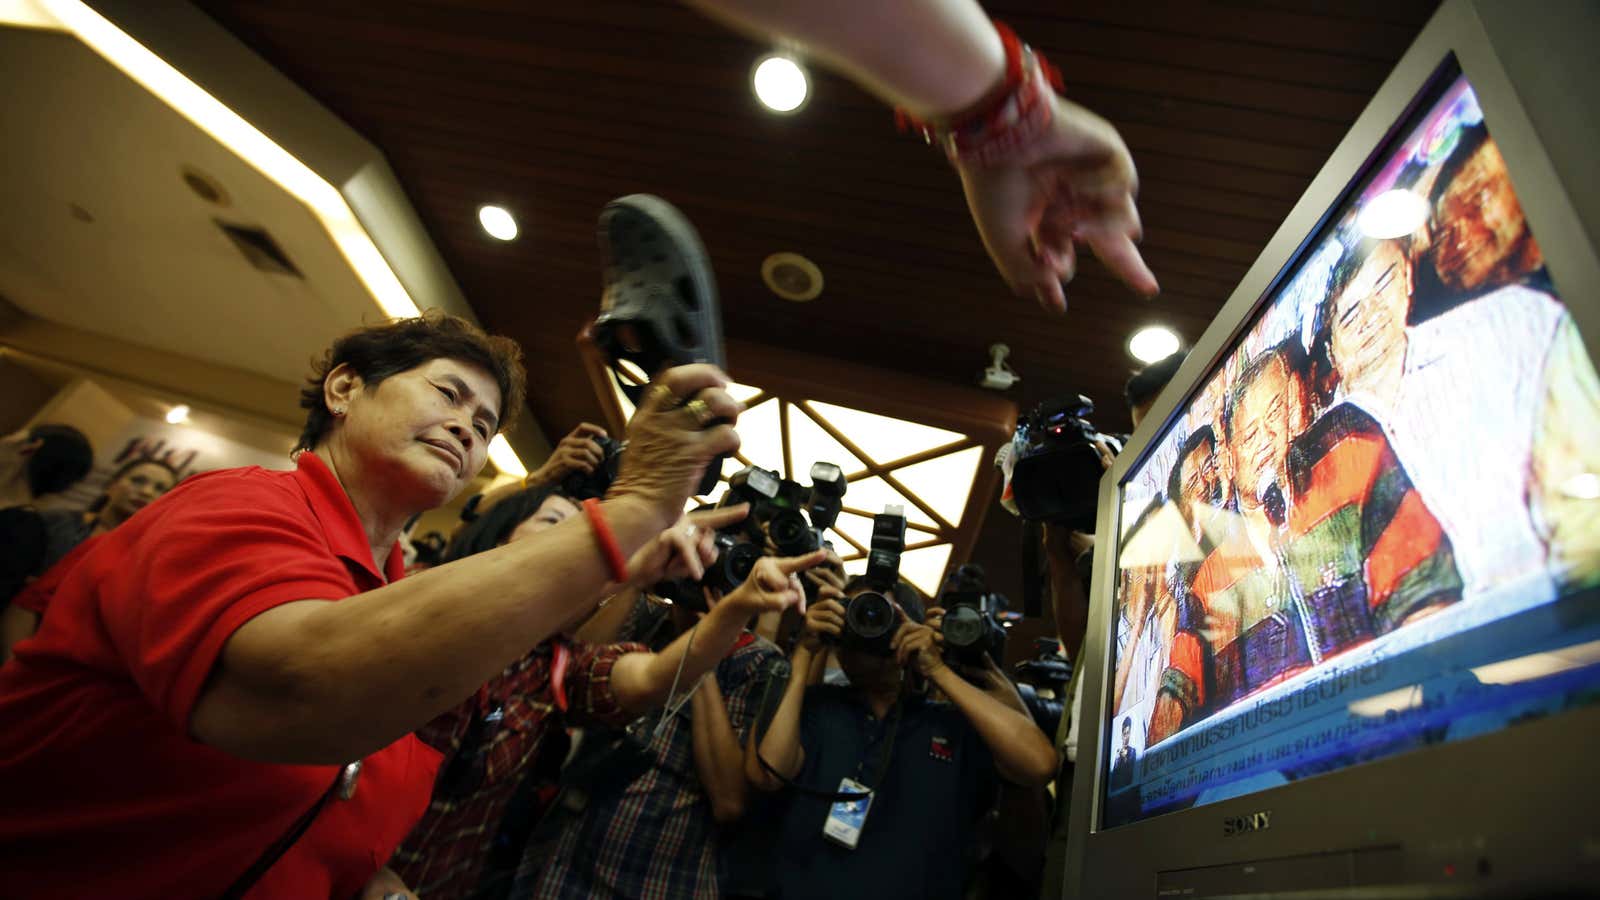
0, 453, 442, 899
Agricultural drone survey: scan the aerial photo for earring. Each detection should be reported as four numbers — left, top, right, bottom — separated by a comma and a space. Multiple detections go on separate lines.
332, 407, 346, 417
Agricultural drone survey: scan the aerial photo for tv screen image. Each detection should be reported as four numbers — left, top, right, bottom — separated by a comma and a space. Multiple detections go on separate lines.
1102, 62, 1600, 830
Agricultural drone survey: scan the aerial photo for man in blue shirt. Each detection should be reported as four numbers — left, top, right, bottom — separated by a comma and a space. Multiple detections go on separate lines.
746, 579, 1057, 900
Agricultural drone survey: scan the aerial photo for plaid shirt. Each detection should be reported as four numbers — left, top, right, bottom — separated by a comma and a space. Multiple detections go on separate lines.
519, 635, 780, 900
392, 638, 646, 900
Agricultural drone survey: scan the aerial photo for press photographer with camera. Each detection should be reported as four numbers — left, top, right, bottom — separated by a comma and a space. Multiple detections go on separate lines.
744, 511, 1056, 900
392, 470, 822, 900
453, 422, 614, 539
515, 575, 789, 900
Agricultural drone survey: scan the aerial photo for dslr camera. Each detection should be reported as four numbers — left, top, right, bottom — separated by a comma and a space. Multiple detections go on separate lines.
560, 435, 625, 501
1007, 396, 1126, 531
724, 462, 847, 558
836, 506, 907, 657
669, 462, 848, 606
938, 564, 1010, 668
1012, 637, 1073, 736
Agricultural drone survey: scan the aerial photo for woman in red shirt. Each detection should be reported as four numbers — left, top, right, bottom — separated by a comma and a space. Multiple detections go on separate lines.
0, 455, 178, 662
0, 313, 769, 899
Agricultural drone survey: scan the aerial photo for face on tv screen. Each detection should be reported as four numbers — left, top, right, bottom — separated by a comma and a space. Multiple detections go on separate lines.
1103, 61, 1600, 829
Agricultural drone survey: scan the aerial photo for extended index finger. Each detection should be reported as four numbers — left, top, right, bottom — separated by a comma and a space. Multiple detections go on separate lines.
686, 504, 749, 531
772, 549, 828, 576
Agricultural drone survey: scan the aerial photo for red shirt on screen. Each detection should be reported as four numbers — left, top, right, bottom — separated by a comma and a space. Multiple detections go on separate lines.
0, 453, 442, 900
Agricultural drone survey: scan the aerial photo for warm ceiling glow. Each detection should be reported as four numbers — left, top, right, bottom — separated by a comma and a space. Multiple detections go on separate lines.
477, 205, 518, 241
1128, 326, 1181, 364
1358, 188, 1429, 240
752, 54, 809, 113
1560, 472, 1600, 501
891, 445, 983, 525
612, 373, 984, 595
11, 0, 422, 320
488, 434, 528, 478
164, 404, 190, 425
805, 401, 963, 466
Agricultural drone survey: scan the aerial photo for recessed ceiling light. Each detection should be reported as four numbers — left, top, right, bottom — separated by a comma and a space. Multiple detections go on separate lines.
1128, 326, 1181, 364
752, 54, 808, 113
761, 252, 824, 301
488, 434, 528, 477
1358, 189, 1429, 240
165, 404, 191, 425
1560, 472, 1600, 501
478, 205, 518, 241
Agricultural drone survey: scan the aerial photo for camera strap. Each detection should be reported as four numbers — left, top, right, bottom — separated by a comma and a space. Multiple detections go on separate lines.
756, 683, 905, 802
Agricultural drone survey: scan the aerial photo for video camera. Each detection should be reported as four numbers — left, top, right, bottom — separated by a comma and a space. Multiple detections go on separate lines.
559, 435, 625, 501
837, 506, 907, 657
938, 564, 1010, 668
1012, 637, 1073, 736
1007, 396, 1126, 532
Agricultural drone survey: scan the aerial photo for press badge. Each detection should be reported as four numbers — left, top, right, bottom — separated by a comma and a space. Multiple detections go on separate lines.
822, 778, 873, 849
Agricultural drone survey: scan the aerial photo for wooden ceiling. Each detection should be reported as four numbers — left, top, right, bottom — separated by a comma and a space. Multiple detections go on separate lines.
195, 0, 1440, 626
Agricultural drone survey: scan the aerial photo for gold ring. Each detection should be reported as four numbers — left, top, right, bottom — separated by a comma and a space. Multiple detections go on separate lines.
646, 384, 679, 408
685, 398, 716, 428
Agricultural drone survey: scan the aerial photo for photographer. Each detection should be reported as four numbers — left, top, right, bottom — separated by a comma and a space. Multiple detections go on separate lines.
395, 479, 817, 900
746, 579, 1056, 900
1048, 351, 1189, 773
516, 577, 786, 900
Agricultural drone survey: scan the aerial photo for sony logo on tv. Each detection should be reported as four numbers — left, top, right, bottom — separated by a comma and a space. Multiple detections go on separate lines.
1222, 811, 1273, 837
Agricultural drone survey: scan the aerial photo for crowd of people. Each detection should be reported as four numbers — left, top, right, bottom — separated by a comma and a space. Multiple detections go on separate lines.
0, 2, 1167, 898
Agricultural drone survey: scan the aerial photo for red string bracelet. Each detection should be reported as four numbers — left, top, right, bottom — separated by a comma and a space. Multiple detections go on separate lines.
896, 20, 1065, 168
582, 498, 631, 584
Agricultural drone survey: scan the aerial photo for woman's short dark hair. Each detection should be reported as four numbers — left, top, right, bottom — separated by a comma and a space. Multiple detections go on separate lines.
296, 312, 526, 453
443, 485, 565, 562
25, 424, 94, 497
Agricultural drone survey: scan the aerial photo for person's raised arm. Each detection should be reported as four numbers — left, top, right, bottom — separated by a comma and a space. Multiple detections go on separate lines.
189, 367, 740, 765
610, 552, 821, 713
894, 620, 1057, 787
691, 676, 749, 823
684, 0, 1158, 309
745, 591, 842, 790
687, 0, 1004, 120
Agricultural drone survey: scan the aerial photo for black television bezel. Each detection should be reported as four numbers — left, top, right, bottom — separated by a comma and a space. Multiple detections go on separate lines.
1063, 1, 1600, 896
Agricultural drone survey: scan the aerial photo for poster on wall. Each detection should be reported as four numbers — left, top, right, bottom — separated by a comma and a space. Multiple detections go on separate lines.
30, 379, 292, 511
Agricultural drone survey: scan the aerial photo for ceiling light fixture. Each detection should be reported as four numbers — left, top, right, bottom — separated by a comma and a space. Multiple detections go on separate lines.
752, 54, 809, 113
11, 1, 424, 320
488, 435, 528, 479
477, 205, 518, 241
165, 404, 191, 425
1358, 189, 1429, 240
1560, 472, 1600, 501
1128, 326, 1181, 364
4, 1, 536, 479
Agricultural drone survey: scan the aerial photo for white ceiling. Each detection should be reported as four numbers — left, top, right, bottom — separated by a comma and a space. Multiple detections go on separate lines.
0, 27, 381, 386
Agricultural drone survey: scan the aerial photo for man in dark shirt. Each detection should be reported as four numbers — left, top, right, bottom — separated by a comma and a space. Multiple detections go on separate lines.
747, 581, 1057, 900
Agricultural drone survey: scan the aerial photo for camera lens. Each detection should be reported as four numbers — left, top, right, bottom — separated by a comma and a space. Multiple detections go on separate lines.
768, 510, 816, 556
941, 606, 985, 648
728, 542, 760, 584
846, 592, 896, 639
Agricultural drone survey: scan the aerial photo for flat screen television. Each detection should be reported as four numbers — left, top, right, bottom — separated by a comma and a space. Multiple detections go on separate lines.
1063, 1, 1600, 896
